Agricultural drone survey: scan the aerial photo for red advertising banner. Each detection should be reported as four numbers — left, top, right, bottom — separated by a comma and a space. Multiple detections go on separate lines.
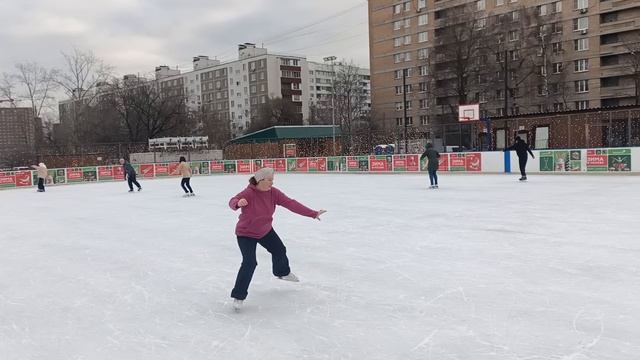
97, 166, 114, 180
295, 158, 309, 172
274, 159, 287, 172
168, 162, 180, 175
449, 155, 466, 171
347, 157, 359, 171
316, 158, 327, 172
252, 160, 263, 172
369, 156, 392, 171
262, 159, 275, 169
406, 155, 420, 172
0, 173, 16, 188
465, 153, 482, 172
210, 160, 224, 173
140, 164, 155, 178
237, 160, 252, 173
66, 168, 84, 182
393, 156, 406, 171
113, 166, 125, 181
154, 164, 170, 177
586, 150, 608, 171
438, 154, 450, 171
17, 171, 33, 187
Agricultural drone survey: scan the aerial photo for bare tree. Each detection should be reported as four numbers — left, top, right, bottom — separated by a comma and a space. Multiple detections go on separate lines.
0, 72, 17, 103
56, 48, 113, 145
623, 35, 640, 105
248, 97, 299, 132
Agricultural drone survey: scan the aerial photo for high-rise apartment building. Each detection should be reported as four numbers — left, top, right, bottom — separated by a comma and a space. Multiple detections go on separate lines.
369, 0, 640, 140
0, 107, 36, 154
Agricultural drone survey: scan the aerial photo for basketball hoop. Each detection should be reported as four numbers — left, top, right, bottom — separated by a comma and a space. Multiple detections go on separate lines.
458, 104, 480, 122
460, 117, 471, 122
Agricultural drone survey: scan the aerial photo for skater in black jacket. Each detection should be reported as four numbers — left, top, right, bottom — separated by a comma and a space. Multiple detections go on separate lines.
120, 158, 142, 192
504, 136, 535, 180
420, 143, 441, 188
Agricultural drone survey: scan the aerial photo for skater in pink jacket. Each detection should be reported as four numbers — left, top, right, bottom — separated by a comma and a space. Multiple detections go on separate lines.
228, 167, 326, 310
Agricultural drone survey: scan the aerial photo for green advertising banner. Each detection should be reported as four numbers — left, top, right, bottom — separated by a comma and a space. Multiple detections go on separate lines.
347, 156, 369, 172
223, 160, 237, 173
540, 150, 582, 172
327, 157, 346, 172
608, 148, 631, 171
190, 161, 210, 175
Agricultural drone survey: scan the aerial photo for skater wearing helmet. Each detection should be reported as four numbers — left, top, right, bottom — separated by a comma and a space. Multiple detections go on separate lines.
172, 156, 194, 196
504, 136, 535, 181
228, 167, 326, 311
420, 143, 440, 189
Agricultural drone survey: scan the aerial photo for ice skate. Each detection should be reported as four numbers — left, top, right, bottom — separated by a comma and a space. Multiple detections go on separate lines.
278, 273, 300, 282
189, 193, 195, 197
232, 299, 243, 311
128, 189, 134, 193
519, 176, 527, 181
182, 193, 190, 198
434, 185, 439, 189
137, 187, 142, 191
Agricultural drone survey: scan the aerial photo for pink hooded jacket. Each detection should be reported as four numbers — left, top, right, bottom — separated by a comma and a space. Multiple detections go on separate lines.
229, 184, 319, 239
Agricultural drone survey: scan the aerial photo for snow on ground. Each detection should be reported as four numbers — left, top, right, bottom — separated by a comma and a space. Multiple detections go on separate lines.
1, 173, 639, 360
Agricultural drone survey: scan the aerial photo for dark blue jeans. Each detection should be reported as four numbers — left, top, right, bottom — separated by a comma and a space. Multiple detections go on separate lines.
181, 177, 193, 193
127, 174, 141, 190
428, 169, 438, 186
231, 229, 290, 300
519, 156, 528, 177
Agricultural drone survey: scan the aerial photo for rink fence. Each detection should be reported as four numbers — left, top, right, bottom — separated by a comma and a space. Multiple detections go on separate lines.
1, 147, 638, 189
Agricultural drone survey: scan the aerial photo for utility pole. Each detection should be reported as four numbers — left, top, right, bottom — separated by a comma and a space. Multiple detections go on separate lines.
503, 49, 509, 116
403, 68, 408, 154
323, 56, 337, 155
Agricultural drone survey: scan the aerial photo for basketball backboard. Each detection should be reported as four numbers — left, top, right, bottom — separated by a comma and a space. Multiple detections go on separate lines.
458, 104, 480, 122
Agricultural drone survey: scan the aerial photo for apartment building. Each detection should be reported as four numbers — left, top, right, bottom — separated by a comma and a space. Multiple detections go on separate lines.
368, 0, 640, 136
0, 107, 36, 155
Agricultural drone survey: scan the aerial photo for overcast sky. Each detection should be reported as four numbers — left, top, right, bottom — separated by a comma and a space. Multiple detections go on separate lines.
0, 0, 369, 77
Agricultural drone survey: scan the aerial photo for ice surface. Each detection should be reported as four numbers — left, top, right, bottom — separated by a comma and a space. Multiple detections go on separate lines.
1, 174, 639, 359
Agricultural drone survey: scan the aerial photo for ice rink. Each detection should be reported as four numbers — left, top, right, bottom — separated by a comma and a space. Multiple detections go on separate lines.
1, 173, 639, 359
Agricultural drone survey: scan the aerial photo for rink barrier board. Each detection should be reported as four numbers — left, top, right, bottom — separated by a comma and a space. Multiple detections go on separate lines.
1, 147, 637, 190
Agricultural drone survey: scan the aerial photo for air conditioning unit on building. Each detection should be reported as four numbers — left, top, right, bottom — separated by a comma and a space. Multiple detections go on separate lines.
579, 8, 588, 14
581, 29, 588, 35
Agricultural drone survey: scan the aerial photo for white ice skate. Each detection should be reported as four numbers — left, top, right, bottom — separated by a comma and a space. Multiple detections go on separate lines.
278, 273, 300, 282
232, 299, 243, 311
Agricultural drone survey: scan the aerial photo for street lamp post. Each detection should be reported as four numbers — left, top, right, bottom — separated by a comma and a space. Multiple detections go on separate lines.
323, 56, 337, 155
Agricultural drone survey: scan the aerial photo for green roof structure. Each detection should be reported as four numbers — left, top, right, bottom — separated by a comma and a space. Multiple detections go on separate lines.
230, 125, 341, 144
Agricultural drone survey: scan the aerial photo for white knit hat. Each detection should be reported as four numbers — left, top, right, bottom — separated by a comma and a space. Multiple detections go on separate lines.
254, 167, 274, 182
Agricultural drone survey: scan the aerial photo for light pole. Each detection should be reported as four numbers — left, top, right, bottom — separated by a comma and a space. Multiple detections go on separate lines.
323, 56, 337, 155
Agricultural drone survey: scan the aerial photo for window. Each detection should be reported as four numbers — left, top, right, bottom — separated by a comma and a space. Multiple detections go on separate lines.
535, 126, 549, 149
510, 50, 519, 61
601, 77, 619, 87
418, 48, 428, 60
574, 59, 588, 72
404, 18, 411, 28
394, 20, 402, 30
509, 30, 519, 41
404, 1, 411, 12
477, 0, 486, 10
404, 35, 412, 45
394, 53, 403, 63
394, 70, 403, 79
538, 4, 548, 15
552, 22, 563, 33
573, 17, 588, 31
552, 42, 563, 54
537, 85, 546, 96
512, 11, 519, 22
420, 115, 428, 125
476, 18, 487, 29
601, 12, 618, 23
394, 4, 402, 14
496, 108, 505, 116
405, 52, 412, 61
419, 14, 428, 26
406, 101, 412, 110
419, 31, 428, 43
574, 0, 588, 10
554, 1, 562, 13
405, 84, 413, 93
496, 89, 504, 99
600, 55, 620, 66
510, 106, 520, 115
550, 83, 560, 94
553, 62, 563, 73
419, 82, 428, 92
575, 100, 589, 109
575, 80, 589, 93
540, 65, 547, 75
291, 83, 300, 90
497, 0, 504, 5
601, 33, 619, 45
418, 0, 426, 9
553, 102, 564, 111
420, 65, 428, 76
394, 37, 403, 47
292, 94, 302, 102
396, 118, 403, 126
496, 52, 504, 62
395, 86, 403, 95
574, 38, 589, 51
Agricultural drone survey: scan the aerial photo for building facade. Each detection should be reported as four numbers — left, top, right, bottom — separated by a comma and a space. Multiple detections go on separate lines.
0, 107, 36, 155
368, 0, 640, 145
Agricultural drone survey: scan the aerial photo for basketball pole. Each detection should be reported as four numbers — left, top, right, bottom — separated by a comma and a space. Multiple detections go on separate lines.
403, 68, 408, 154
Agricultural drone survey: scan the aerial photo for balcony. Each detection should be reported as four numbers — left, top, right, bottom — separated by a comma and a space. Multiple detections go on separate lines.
600, 84, 636, 98
599, 0, 640, 12
599, 19, 638, 35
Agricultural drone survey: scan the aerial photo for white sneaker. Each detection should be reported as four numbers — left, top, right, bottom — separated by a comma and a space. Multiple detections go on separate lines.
233, 299, 243, 311
278, 273, 300, 282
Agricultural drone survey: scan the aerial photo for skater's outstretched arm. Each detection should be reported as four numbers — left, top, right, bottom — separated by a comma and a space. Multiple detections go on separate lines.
527, 146, 535, 158
273, 188, 322, 219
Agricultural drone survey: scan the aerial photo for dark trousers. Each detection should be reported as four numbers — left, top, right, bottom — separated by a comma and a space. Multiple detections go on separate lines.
181, 177, 193, 193
428, 169, 438, 186
518, 156, 528, 177
127, 174, 141, 190
231, 229, 290, 300
37, 178, 45, 191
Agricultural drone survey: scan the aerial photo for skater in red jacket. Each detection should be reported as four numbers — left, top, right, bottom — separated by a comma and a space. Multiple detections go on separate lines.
228, 167, 326, 310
